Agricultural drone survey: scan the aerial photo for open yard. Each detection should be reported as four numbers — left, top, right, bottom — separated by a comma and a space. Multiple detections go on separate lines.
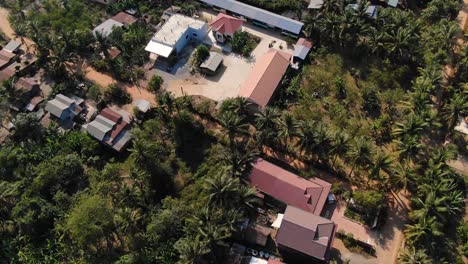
147, 9, 294, 102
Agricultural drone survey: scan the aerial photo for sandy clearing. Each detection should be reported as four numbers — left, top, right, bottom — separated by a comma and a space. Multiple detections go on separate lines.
0, 7, 36, 51
0, 7, 15, 38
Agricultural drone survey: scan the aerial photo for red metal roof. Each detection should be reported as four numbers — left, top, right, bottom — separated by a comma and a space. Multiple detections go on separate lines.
276, 206, 335, 261
0, 49, 15, 62
296, 38, 313, 49
209, 13, 243, 35
111, 12, 138, 25
0, 68, 15, 82
249, 158, 331, 215
100, 107, 122, 123
238, 49, 291, 108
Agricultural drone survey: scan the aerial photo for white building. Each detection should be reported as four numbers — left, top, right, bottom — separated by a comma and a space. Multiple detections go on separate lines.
145, 14, 208, 58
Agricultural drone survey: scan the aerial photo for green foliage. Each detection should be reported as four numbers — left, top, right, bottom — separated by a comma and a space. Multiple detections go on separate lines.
104, 83, 131, 105
231, 31, 259, 57
352, 190, 385, 215
148, 75, 164, 92
12, 112, 43, 142
193, 45, 210, 66
65, 194, 114, 249
86, 84, 102, 102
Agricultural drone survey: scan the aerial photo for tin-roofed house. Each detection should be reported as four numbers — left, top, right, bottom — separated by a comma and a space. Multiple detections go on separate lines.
292, 38, 313, 69
44, 94, 83, 129
12, 77, 43, 112
200, 51, 223, 75
84, 107, 132, 152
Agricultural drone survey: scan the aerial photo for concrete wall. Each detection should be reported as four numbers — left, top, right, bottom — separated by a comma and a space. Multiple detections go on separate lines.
174, 24, 209, 54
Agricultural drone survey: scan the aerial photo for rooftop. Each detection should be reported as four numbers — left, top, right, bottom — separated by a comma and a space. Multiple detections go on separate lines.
3, 40, 21, 53
209, 13, 243, 35
111, 11, 138, 25
238, 49, 291, 108
308, 0, 324, 9
249, 158, 331, 215
200, 0, 303, 34
276, 206, 335, 261
200, 51, 223, 72
93, 19, 124, 37
152, 14, 206, 46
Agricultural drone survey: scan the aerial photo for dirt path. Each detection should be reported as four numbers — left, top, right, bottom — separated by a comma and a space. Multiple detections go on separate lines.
0, 7, 35, 50
74, 61, 156, 111
0, 7, 15, 38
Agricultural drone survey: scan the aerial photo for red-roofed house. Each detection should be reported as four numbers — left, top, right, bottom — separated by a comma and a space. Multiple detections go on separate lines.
85, 107, 132, 152
238, 49, 291, 109
209, 13, 244, 43
249, 158, 331, 216
276, 206, 336, 263
111, 11, 138, 26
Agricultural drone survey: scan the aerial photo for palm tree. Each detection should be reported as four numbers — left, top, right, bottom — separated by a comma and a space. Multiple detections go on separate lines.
228, 97, 251, 119
410, 190, 448, 223
255, 107, 280, 131
218, 111, 248, 150
94, 31, 112, 59
389, 163, 415, 193
395, 136, 423, 162
368, 151, 393, 185
346, 137, 373, 178
205, 170, 239, 208
330, 130, 350, 168
441, 93, 467, 131
275, 113, 300, 150
404, 216, 443, 248
393, 114, 429, 140
11, 19, 29, 52
312, 124, 333, 164
174, 235, 210, 264
398, 246, 432, 264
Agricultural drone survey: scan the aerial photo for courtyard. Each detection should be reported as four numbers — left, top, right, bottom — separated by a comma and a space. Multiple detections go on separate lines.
147, 8, 295, 102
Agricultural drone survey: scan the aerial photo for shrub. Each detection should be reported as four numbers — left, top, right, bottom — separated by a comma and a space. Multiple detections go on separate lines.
352, 190, 385, 215
87, 84, 102, 102
148, 75, 164, 92
104, 84, 131, 106
193, 45, 210, 66
231, 31, 259, 57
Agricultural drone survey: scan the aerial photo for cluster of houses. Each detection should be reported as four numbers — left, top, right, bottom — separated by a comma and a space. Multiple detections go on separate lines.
41, 93, 133, 152
0, 39, 134, 151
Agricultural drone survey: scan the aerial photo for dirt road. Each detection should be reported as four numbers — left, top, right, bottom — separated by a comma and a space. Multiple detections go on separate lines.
0, 7, 35, 50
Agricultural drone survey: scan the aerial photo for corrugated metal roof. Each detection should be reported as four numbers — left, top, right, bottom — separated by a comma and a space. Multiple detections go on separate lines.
200, 0, 303, 34
238, 49, 291, 107
248, 158, 331, 215
45, 98, 70, 118
3, 40, 21, 53
200, 52, 223, 72
293, 45, 310, 60
276, 206, 335, 261
93, 19, 124, 37
87, 115, 115, 141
